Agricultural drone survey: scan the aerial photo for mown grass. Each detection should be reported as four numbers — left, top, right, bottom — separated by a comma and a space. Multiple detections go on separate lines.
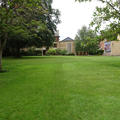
0, 56, 120, 120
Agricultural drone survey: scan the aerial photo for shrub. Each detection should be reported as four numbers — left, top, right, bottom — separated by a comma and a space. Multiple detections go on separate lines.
89, 50, 98, 55
60, 49, 67, 55
56, 49, 62, 55
46, 48, 68, 56
67, 53, 75, 56
20, 48, 42, 56
46, 48, 56, 55
97, 49, 104, 55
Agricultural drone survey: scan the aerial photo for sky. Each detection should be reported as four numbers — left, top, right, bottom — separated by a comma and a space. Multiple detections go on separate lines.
52, 0, 101, 40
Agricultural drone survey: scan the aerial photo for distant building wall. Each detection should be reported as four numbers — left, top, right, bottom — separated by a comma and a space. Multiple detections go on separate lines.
102, 41, 120, 56
58, 41, 75, 54
111, 41, 120, 56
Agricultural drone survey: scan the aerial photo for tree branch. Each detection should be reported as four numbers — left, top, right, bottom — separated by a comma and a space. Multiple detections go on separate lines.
98, 0, 120, 16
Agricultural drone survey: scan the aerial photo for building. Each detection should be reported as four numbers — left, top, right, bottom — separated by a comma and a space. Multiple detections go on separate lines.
54, 31, 75, 54
100, 35, 120, 56
58, 37, 75, 54
37, 31, 76, 55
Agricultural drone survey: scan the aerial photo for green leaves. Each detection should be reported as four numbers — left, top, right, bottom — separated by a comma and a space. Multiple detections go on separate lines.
76, 0, 120, 38
0, 0, 60, 57
75, 26, 98, 55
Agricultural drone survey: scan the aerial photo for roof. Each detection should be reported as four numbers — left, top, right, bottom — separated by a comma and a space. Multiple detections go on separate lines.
61, 37, 74, 42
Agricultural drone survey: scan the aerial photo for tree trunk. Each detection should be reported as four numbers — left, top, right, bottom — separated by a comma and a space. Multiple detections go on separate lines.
15, 47, 21, 58
0, 39, 2, 72
0, 34, 7, 72
0, 48, 2, 72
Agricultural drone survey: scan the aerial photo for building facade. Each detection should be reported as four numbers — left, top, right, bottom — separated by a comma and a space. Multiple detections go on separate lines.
100, 35, 120, 56
54, 32, 75, 54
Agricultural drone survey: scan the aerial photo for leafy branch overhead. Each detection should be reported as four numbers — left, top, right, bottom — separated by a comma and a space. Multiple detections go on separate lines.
76, 0, 120, 40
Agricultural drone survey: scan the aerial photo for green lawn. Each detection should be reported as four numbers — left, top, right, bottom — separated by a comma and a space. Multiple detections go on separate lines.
0, 56, 120, 120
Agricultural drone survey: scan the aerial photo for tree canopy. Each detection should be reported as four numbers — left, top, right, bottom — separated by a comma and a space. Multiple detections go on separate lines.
76, 0, 120, 41
0, 0, 60, 71
75, 26, 99, 55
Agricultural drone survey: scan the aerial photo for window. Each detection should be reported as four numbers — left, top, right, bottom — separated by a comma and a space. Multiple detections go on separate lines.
67, 43, 72, 53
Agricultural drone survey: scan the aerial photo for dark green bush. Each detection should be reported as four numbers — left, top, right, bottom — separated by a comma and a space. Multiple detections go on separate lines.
97, 49, 104, 55
67, 53, 75, 56
89, 50, 97, 55
56, 49, 62, 55
20, 48, 42, 56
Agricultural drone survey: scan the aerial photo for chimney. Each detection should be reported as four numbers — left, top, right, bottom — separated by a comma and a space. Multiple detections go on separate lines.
55, 30, 60, 42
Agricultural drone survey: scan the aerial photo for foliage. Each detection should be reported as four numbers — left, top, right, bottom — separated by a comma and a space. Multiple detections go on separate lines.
60, 49, 68, 55
90, 1, 120, 32
99, 27, 120, 41
46, 48, 68, 56
0, 0, 60, 70
46, 48, 57, 55
75, 26, 99, 55
56, 48, 63, 55
76, 0, 120, 41
76, 0, 120, 16
20, 48, 42, 56
67, 53, 75, 56
97, 49, 104, 55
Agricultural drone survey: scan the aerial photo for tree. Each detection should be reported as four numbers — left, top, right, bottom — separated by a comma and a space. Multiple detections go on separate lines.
90, 0, 120, 40
0, 0, 60, 71
91, 1, 120, 30
76, 0, 120, 14
75, 26, 99, 55
76, 0, 120, 41
4, 25, 30, 57
99, 26, 120, 41
0, 0, 22, 71
31, 0, 60, 50
0, 0, 44, 71
76, 0, 120, 31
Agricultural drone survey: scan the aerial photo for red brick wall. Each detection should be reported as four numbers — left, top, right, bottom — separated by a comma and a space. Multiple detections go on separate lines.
55, 36, 59, 42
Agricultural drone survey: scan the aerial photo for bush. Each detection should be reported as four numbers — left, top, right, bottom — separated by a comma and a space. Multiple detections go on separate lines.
46, 48, 56, 55
46, 48, 68, 56
60, 49, 67, 55
67, 53, 75, 56
97, 49, 104, 55
89, 50, 97, 55
56, 49, 62, 55
20, 48, 42, 56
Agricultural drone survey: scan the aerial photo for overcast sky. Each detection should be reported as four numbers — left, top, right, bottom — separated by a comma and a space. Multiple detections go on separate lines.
52, 0, 101, 40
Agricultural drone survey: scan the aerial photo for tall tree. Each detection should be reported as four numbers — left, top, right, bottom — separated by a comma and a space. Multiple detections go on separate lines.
0, 0, 60, 71
0, 0, 44, 71
75, 26, 98, 55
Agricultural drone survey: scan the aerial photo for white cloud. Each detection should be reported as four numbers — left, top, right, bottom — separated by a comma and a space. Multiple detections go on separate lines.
52, 0, 102, 40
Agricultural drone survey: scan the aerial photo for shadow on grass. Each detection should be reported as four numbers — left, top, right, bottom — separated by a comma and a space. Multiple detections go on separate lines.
0, 70, 8, 74
21, 56, 69, 60
3, 56, 58, 60
3, 56, 71, 63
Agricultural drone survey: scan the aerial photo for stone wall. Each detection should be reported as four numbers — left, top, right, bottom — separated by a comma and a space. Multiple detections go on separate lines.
111, 41, 120, 56
58, 41, 75, 54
